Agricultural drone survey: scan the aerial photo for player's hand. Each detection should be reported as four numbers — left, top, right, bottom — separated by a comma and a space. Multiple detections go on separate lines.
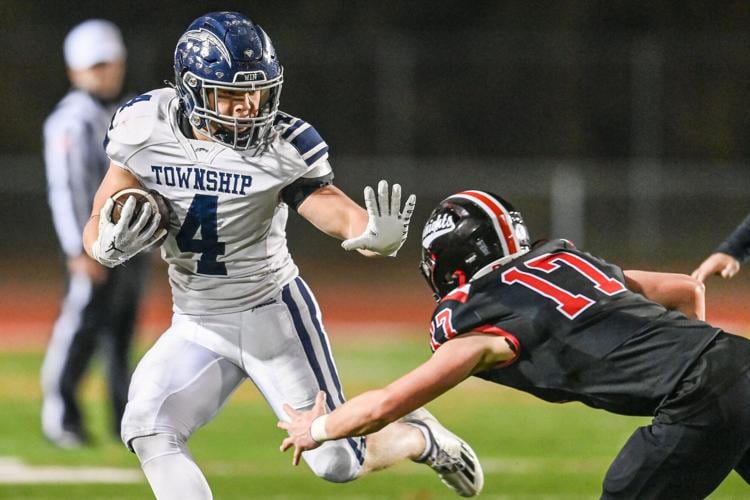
90, 196, 162, 268
341, 180, 416, 257
691, 252, 741, 283
278, 391, 327, 466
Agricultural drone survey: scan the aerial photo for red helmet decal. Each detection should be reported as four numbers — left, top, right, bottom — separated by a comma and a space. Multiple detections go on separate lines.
451, 190, 519, 255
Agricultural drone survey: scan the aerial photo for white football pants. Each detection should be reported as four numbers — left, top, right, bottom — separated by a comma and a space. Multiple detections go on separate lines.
122, 276, 365, 482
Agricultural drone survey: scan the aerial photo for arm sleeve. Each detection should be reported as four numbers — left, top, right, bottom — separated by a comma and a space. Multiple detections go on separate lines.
716, 213, 750, 262
280, 169, 334, 211
44, 122, 94, 257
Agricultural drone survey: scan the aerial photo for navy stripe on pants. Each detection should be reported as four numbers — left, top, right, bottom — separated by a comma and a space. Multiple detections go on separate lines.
281, 278, 365, 464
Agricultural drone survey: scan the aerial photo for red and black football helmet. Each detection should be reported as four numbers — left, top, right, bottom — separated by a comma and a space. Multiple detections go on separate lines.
420, 190, 531, 299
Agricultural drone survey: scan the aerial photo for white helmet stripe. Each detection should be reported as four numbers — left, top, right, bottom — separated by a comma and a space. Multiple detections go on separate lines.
450, 190, 519, 255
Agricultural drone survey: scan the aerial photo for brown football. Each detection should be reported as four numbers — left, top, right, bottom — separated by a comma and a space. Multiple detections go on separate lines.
110, 187, 171, 244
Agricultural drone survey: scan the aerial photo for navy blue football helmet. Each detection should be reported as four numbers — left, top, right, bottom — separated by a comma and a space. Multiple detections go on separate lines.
174, 12, 283, 150
420, 191, 531, 299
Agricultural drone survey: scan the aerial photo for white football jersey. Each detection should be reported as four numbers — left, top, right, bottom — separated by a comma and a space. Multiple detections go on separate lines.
105, 88, 333, 314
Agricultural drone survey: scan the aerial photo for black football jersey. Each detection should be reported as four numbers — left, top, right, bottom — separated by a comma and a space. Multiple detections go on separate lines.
428, 239, 722, 418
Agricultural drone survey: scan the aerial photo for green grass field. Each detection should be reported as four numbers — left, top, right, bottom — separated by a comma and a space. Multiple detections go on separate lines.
0, 334, 747, 499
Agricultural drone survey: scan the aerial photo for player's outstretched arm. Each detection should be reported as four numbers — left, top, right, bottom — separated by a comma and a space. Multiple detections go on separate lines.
84, 162, 159, 267
691, 252, 740, 283
298, 180, 416, 257
296, 184, 369, 247
624, 270, 706, 321
278, 333, 513, 465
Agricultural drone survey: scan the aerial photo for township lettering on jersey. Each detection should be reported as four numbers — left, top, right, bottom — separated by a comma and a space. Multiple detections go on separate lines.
429, 239, 720, 418
149, 165, 253, 195
105, 88, 332, 314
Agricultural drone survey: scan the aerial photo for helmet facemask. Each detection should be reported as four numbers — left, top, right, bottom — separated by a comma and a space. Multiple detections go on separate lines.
419, 249, 442, 300
178, 69, 283, 150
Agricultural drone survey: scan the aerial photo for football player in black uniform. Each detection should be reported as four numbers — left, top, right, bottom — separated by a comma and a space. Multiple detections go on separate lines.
278, 190, 750, 499
692, 213, 750, 282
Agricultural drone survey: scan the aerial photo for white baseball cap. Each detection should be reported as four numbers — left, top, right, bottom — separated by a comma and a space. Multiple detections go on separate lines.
63, 19, 126, 70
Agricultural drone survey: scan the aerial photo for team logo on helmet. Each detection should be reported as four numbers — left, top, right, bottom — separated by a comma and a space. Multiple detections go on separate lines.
422, 213, 456, 248
178, 29, 232, 71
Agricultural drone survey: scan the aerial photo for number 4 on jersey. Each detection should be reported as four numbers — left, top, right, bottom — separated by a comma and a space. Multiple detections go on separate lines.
501, 251, 625, 319
176, 194, 227, 276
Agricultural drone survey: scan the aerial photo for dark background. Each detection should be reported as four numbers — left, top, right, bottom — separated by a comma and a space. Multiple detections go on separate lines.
3, 0, 750, 270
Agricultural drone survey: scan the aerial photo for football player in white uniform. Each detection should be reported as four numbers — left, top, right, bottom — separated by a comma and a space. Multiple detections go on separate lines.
82, 11, 483, 499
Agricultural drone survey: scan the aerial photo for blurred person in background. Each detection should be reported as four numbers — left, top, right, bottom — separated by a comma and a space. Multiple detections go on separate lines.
691, 214, 750, 283
41, 19, 149, 448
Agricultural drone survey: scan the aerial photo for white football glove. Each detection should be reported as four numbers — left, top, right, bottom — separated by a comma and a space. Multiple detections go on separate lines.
90, 196, 162, 268
342, 180, 416, 257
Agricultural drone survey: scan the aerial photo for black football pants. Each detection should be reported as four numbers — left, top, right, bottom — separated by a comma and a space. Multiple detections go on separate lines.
601, 368, 750, 499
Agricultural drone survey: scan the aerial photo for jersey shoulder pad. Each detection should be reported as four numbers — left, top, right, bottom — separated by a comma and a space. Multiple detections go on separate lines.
575, 246, 626, 282
105, 88, 175, 164
530, 239, 626, 284
274, 112, 329, 169
429, 281, 522, 352
559, 238, 577, 250
535, 238, 572, 252
440, 283, 472, 304
429, 285, 476, 350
